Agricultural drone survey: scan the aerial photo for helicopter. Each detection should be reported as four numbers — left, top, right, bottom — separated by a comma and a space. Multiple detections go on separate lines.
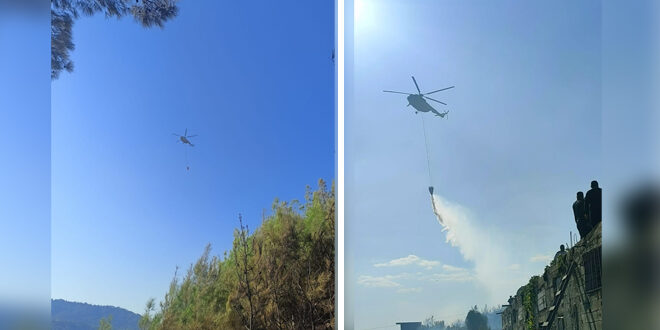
384, 76, 454, 118
172, 128, 197, 147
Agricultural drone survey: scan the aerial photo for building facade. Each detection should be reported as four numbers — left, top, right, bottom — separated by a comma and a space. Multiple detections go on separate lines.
502, 223, 602, 330
396, 321, 423, 330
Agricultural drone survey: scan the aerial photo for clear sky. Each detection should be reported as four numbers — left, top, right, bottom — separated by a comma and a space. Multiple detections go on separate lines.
0, 7, 51, 312
50, 0, 334, 313
346, 1, 602, 328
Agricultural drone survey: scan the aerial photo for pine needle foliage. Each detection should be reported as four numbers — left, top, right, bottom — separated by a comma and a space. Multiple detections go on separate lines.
51, 0, 180, 79
140, 180, 335, 330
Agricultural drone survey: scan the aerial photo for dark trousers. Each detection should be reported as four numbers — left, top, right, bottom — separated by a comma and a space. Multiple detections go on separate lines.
577, 219, 593, 239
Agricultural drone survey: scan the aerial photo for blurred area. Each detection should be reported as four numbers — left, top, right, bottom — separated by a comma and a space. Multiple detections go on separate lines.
0, 0, 51, 329
0, 0, 44, 14
604, 184, 660, 329
602, 0, 660, 329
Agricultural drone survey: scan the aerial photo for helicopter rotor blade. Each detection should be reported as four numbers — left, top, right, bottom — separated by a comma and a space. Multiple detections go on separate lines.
184, 128, 187, 136
411, 76, 421, 94
383, 90, 411, 95
424, 96, 447, 105
186, 134, 197, 138
424, 86, 455, 95
172, 133, 181, 136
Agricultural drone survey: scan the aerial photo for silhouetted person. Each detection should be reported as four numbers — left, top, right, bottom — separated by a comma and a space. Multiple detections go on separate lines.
585, 180, 602, 227
573, 191, 592, 239
555, 244, 567, 259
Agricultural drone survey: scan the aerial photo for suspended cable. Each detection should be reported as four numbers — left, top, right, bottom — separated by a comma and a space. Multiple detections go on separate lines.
185, 145, 189, 171
383, 76, 454, 196
421, 114, 434, 195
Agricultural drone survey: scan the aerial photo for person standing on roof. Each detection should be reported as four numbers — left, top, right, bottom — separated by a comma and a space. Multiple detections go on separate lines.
573, 191, 592, 239
585, 180, 602, 228
554, 244, 567, 259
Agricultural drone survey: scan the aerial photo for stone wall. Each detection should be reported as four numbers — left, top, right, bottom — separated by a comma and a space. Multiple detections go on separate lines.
502, 223, 602, 330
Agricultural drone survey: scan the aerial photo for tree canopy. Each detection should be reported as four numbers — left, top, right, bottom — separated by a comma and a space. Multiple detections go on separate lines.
421, 305, 496, 330
140, 180, 335, 330
465, 306, 489, 330
98, 315, 113, 330
51, 0, 179, 79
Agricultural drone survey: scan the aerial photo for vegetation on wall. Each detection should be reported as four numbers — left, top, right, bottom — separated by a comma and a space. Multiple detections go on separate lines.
522, 276, 539, 330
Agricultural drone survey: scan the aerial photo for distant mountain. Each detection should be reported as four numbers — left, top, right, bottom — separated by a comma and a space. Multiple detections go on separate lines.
51, 299, 140, 330
0, 304, 48, 330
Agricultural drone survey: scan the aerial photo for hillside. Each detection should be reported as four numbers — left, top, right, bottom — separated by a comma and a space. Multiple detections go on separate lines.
51, 299, 140, 330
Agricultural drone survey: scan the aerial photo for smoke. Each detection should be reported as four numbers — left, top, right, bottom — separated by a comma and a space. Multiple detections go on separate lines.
430, 194, 523, 303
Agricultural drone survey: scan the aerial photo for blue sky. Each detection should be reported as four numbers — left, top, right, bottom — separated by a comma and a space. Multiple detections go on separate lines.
50, 0, 334, 313
345, 1, 602, 328
0, 7, 51, 312
2, 0, 657, 325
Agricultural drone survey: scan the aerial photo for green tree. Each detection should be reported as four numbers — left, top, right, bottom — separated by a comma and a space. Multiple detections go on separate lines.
138, 298, 159, 330
145, 180, 335, 329
465, 306, 489, 330
446, 320, 467, 330
422, 315, 446, 329
99, 315, 113, 330
51, 0, 180, 79
231, 214, 258, 329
